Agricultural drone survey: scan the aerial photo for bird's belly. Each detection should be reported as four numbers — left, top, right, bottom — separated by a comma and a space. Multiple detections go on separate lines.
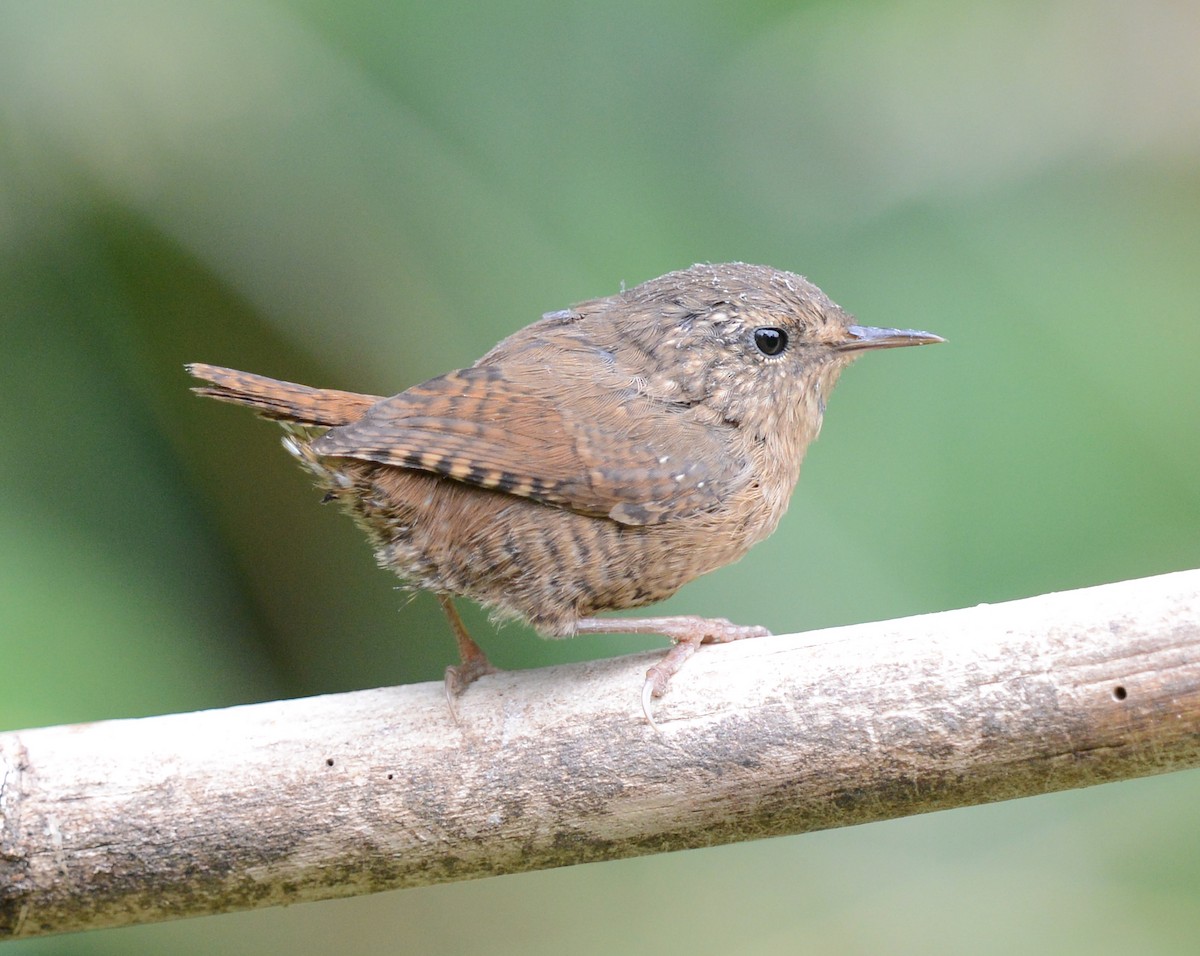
327, 459, 782, 636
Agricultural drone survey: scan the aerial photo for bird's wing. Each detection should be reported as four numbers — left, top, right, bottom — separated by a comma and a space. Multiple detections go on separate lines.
310, 365, 746, 526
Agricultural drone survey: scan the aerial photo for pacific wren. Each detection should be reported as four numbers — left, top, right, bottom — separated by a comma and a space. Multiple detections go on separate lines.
188, 262, 941, 716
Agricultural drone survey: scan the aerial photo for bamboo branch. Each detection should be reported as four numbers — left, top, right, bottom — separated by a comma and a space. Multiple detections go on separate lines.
2, 569, 1199, 939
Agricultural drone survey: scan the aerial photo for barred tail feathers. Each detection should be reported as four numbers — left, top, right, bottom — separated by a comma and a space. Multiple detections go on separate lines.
186, 363, 381, 427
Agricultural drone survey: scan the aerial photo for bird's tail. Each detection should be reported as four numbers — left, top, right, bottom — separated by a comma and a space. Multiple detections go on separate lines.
186, 363, 382, 427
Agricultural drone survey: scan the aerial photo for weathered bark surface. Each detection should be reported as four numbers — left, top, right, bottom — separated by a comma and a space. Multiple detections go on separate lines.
2, 570, 1198, 938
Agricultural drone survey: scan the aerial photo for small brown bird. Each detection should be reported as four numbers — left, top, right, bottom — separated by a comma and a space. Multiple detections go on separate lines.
188, 262, 941, 717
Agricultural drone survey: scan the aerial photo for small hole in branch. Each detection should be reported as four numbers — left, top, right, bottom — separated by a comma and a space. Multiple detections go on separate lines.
1112, 686, 1127, 701
325, 757, 335, 767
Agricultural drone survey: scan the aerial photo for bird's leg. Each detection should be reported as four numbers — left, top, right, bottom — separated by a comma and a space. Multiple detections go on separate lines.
572, 615, 771, 722
439, 594, 497, 698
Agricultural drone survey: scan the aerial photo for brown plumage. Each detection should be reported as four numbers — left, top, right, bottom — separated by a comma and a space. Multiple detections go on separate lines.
188, 262, 942, 716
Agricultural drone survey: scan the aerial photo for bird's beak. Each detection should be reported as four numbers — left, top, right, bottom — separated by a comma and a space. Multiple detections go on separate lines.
839, 325, 946, 352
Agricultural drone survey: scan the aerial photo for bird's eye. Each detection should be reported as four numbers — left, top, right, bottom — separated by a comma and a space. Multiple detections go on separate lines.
753, 327, 788, 356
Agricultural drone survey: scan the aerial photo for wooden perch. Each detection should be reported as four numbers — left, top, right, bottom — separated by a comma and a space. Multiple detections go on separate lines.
2, 569, 1199, 939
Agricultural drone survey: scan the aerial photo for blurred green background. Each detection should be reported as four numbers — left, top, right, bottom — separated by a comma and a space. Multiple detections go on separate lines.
3, 0, 1199, 953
